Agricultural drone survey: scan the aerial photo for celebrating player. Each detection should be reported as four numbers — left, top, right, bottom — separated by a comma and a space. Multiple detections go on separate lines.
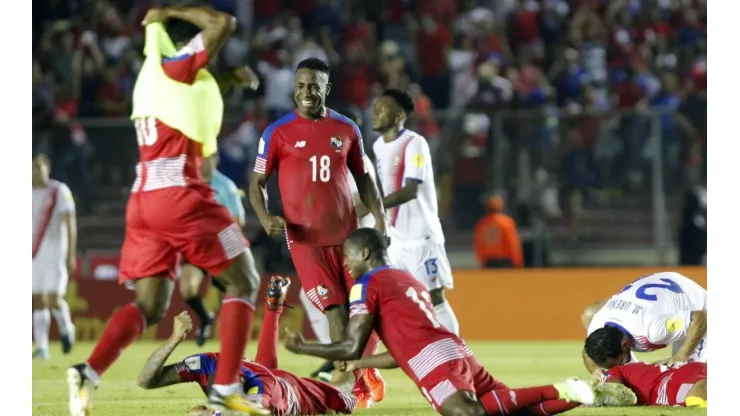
582, 272, 707, 376
370, 89, 459, 335
248, 58, 387, 406
180, 152, 247, 346
138, 277, 356, 415
600, 361, 707, 408
32, 154, 77, 359
284, 228, 637, 416
67, 6, 266, 415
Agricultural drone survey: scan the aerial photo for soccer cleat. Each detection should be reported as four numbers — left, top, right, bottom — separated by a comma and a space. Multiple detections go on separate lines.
196, 313, 215, 347
61, 324, 76, 354
33, 348, 51, 360
592, 382, 638, 406
67, 364, 95, 416
207, 389, 270, 415
363, 367, 386, 403
266, 276, 291, 311
554, 378, 596, 405
686, 396, 707, 408
354, 391, 375, 409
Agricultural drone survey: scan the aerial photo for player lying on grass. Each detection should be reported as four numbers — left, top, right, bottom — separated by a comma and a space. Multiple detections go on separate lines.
137, 276, 356, 416
598, 361, 707, 408
284, 228, 637, 416
580, 272, 707, 377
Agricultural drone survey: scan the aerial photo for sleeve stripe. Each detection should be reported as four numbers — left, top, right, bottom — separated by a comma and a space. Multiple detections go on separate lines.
254, 157, 267, 174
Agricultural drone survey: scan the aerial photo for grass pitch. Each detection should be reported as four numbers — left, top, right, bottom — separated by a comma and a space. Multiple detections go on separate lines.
33, 341, 707, 415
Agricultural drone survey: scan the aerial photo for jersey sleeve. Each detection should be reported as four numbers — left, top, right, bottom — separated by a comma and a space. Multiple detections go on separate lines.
346, 122, 370, 179
56, 183, 75, 215
348, 279, 378, 317
173, 353, 217, 383
254, 124, 280, 176
161, 33, 210, 84
402, 136, 431, 183
604, 366, 626, 384
645, 311, 695, 346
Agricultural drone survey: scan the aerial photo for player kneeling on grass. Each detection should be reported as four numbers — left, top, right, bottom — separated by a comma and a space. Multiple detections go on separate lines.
597, 361, 707, 408
138, 276, 356, 416
284, 228, 637, 416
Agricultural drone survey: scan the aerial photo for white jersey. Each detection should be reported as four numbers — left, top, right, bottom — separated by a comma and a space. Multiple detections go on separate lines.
588, 272, 707, 359
372, 129, 444, 244
347, 154, 377, 228
32, 180, 75, 264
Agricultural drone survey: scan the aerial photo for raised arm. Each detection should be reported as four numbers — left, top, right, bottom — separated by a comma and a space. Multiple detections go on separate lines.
143, 6, 236, 59
137, 312, 192, 389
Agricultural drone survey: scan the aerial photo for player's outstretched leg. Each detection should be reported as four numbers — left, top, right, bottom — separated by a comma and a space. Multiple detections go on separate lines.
67, 277, 174, 416
430, 288, 460, 336
208, 248, 267, 415
50, 293, 76, 354
32, 294, 51, 360
180, 263, 214, 346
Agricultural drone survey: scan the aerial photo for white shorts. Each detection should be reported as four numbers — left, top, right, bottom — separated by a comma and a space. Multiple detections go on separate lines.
387, 241, 453, 291
32, 260, 68, 295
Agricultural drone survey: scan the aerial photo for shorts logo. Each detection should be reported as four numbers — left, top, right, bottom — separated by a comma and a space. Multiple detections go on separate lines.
330, 136, 343, 151
317, 285, 330, 299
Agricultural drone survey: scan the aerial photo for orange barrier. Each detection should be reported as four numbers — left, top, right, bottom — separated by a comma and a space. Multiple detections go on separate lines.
446, 267, 707, 340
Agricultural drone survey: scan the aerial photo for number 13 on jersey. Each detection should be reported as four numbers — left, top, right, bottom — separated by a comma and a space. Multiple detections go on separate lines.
309, 155, 331, 182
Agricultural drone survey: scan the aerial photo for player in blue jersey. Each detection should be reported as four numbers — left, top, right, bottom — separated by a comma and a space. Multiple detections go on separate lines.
180, 152, 252, 346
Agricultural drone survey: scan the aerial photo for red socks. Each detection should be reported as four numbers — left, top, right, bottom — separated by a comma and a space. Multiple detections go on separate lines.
254, 306, 281, 370
214, 297, 255, 385
480, 385, 560, 415
87, 303, 146, 375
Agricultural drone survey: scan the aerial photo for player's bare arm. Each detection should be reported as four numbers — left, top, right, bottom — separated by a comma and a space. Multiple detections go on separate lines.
284, 313, 375, 361
249, 173, 286, 236
137, 312, 193, 389
142, 6, 234, 59
353, 172, 387, 233
337, 352, 400, 372
381, 178, 421, 209
668, 310, 707, 366
64, 210, 77, 276
214, 65, 260, 95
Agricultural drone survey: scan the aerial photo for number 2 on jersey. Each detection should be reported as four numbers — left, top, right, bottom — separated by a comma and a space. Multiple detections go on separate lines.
406, 287, 441, 328
620, 278, 684, 301
310, 155, 331, 182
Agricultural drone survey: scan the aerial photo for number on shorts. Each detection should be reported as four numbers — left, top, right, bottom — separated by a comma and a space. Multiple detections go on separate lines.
406, 287, 441, 328
424, 258, 438, 276
310, 155, 331, 182
135, 117, 158, 147
620, 278, 684, 301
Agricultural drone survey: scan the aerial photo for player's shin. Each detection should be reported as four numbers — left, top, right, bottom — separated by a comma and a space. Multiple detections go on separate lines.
433, 301, 460, 336
32, 308, 51, 356
213, 296, 255, 387
51, 298, 74, 336
479, 386, 561, 415
86, 303, 147, 375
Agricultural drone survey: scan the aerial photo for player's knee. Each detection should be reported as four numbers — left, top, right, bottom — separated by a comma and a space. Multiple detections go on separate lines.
32, 295, 44, 309
429, 288, 445, 306
439, 393, 486, 416
135, 300, 170, 326
46, 295, 63, 309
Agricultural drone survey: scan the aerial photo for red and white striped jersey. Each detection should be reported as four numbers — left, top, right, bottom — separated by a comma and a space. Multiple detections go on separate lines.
349, 266, 467, 382
32, 180, 75, 262
372, 129, 444, 244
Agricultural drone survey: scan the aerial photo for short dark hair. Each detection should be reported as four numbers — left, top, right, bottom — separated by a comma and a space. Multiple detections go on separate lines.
584, 326, 626, 365
296, 57, 331, 75
382, 88, 415, 115
346, 228, 388, 260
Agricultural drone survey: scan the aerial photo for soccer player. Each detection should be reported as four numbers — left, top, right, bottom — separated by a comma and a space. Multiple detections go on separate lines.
284, 228, 638, 416
179, 152, 247, 346
32, 154, 77, 359
601, 361, 707, 408
248, 58, 387, 406
582, 272, 707, 375
298, 108, 377, 382
138, 277, 356, 415
67, 5, 266, 415
370, 89, 459, 335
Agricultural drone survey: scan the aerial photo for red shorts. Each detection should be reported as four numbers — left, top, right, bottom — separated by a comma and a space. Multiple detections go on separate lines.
119, 188, 248, 283
289, 243, 354, 312
651, 362, 707, 406
271, 369, 356, 414
417, 356, 508, 412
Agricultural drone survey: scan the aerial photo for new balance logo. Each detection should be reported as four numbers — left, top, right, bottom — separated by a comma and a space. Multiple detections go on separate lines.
295, 141, 306, 148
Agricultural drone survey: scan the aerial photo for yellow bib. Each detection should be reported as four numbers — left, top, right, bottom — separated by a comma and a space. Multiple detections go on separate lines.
131, 23, 222, 157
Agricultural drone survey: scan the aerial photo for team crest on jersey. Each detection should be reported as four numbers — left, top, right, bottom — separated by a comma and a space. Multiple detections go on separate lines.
330, 136, 343, 151
317, 285, 330, 299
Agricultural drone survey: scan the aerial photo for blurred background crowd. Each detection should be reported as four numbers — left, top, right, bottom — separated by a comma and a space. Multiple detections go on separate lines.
32, 0, 707, 270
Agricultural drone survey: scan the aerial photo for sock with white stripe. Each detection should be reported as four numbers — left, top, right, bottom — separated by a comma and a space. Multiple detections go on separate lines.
33, 309, 51, 352
214, 296, 255, 386
299, 291, 332, 344
433, 301, 460, 336
51, 299, 74, 336
479, 386, 578, 415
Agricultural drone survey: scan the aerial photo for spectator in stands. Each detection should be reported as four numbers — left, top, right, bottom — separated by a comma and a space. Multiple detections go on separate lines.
257, 49, 295, 122
678, 185, 706, 266
473, 196, 523, 269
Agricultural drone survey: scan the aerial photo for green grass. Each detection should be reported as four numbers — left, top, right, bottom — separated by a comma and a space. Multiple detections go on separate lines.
33, 341, 707, 416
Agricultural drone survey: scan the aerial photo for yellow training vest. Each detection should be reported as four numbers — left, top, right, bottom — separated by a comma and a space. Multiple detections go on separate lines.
131, 23, 222, 157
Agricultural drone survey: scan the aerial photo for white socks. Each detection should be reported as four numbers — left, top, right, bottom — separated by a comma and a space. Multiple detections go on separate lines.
51, 299, 74, 336
33, 309, 51, 351
433, 301, 460, 336
299, 291, 332, 344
